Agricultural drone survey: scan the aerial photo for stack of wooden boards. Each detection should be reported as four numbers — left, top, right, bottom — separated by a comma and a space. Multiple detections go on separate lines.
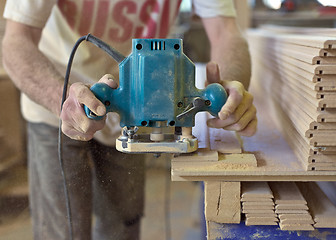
241, 182, 277, 226
247, 26, 336, 171
241, 182, 336, 230
269, 182, 313, 231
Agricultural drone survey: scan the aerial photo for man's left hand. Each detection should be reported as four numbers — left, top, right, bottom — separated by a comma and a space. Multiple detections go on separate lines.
205, 62, 257, 136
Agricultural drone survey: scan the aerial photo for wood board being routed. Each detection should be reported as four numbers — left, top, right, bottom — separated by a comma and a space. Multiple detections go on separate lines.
171, 93, 336, 181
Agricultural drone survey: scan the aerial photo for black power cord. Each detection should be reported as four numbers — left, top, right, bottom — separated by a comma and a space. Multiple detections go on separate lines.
58, 34, 124, 240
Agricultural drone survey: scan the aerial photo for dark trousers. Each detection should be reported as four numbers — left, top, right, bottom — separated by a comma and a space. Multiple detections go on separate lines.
27, 122, 145, 240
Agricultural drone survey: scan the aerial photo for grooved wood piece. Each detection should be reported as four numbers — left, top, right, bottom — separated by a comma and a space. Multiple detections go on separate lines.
204, 181, 241, 224
172, 148, 218, 162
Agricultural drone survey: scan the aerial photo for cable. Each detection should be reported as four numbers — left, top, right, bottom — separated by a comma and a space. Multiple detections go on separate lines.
58, 35, 88, 240
58, 33, 126, 240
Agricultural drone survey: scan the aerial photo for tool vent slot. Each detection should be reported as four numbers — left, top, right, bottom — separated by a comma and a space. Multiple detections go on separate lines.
151, 41, 165, 51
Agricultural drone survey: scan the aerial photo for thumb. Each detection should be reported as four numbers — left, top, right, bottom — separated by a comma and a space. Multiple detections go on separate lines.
98, 74, 118, 89
206, 62, 221, 84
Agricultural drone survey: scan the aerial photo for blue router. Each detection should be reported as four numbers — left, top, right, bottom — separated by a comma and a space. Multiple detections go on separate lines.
84, 38, 227, 153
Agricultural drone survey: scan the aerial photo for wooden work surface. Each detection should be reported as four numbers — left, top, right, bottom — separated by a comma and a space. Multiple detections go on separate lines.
171, 91, 336, 182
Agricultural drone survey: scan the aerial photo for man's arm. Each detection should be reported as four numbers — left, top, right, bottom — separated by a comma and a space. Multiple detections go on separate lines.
201, 16, 257, 136
202, 16, 251, 89
2, 20, 64, 116
2, 20, 113, 141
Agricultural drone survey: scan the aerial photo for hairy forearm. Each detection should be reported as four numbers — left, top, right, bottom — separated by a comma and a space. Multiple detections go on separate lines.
210, 35, 251, 90
2, 35, 64, 116
202, 17, 251, 90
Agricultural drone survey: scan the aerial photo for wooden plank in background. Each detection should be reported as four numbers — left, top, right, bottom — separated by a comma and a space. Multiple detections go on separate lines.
297, 182, 336, 228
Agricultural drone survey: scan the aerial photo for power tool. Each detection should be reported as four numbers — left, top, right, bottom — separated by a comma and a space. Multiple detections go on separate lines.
83, 37, 227, 154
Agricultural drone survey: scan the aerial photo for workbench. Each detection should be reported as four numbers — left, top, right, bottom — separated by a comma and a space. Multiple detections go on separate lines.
171, 64, 336, 239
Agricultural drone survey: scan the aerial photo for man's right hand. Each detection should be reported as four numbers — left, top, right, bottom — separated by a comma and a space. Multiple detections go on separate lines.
60, 74, 118, 141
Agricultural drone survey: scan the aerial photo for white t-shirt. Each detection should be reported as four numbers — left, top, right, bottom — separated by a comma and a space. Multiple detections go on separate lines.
4, 0, 236, 146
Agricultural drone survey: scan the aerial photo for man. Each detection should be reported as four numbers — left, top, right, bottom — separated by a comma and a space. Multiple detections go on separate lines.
2, 0, 257, 239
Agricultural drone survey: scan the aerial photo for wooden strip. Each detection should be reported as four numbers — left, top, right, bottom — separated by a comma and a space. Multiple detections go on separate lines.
279, 223, 314, 231
242, 201, 274, 207
269, 182, 307, 205
246, 219, 278, 226
172, 149, 218, 162
281, 219, 314, 225
246, 217, 278, 222
279, 213, 313, 221
275, 209, 309, 214
242, 209, 275, 214
275, 204, 308, 210
241, 198, 274, 202
246, 213, 277, 218
243, 205, 274, 210
241, 182, 273, 199
248, 29, 336, 49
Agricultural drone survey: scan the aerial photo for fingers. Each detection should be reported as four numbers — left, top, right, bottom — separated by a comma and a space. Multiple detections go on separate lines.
218, 80, 245, 120
98, 74, 118, 89
60, 75, 116, 141
72, 82, 106, 116
206, 78, 257, 136
237, 118, 258, 137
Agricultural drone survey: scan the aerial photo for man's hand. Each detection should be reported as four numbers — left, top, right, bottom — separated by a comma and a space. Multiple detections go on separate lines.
205, 62, 257, 136
60, 74, 118, 141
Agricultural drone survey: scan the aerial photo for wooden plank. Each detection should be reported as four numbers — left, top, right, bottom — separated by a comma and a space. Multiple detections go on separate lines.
246, 217, 278, 222
248, 29, 336, 49
241, 197, 273, 202
279, 223, 314, 231
243, 205, 274, 210
245, 219, 278, 226
279, 213, 313, 221
242, 209, 275, 214
204, 181, 241, 224
241, 182, 273, 199
242, 202, 274, 207
246, 213, 277, 218
275, 209, 309, 214
269, 182, 306, 205
275, 204, 308, 210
